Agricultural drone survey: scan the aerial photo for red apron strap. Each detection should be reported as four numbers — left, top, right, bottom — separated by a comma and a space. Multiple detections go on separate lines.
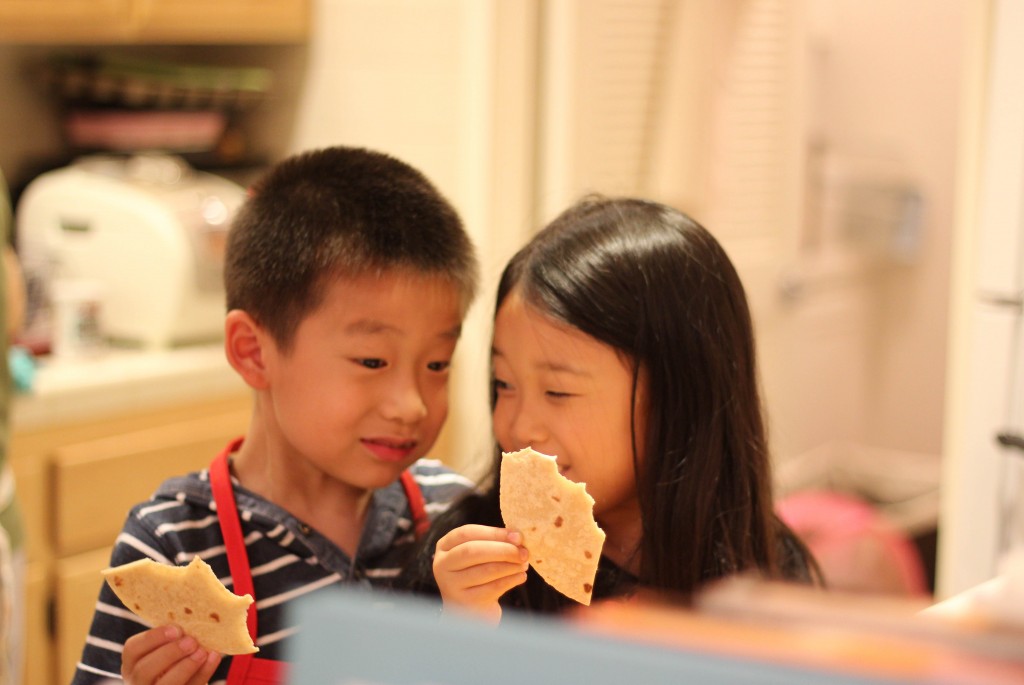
399, 469, 430, 538
209, 439, 256, 625
225, 656, 287, 685
210, 438, 279, 684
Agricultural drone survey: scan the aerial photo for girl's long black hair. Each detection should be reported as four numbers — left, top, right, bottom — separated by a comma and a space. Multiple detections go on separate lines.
397, 196, 818, 611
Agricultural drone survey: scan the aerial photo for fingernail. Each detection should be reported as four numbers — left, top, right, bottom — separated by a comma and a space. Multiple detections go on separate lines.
507, 531, 522, 545
519, 547, 529, 561
163, 625, 181, 640
178, 636, 197, 653
191, 647, 208, 662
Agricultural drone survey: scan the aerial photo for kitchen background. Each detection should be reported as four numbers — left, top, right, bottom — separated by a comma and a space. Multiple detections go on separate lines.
0, 1, 1017, 683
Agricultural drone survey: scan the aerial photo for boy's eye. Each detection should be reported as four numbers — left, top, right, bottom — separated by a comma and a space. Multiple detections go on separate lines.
493, 378, 511, 392
357, 358, 387, 369
427, 360, 451, 372
546, 390, 573, 399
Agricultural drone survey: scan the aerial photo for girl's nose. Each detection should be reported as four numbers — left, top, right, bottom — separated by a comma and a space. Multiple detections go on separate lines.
503, 399, 547, 450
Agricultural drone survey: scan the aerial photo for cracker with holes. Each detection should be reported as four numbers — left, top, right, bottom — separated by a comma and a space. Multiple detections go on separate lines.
102, 556, 258, 655
499, 446, 606, 605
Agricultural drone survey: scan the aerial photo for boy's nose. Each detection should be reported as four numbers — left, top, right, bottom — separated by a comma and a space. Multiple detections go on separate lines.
382, 378, 429, 424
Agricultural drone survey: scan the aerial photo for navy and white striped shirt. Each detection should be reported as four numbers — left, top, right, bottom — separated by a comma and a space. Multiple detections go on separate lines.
71, 457, 474, 684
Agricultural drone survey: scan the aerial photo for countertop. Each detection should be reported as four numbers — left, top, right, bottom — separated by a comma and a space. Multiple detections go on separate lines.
11, 343, 247, 430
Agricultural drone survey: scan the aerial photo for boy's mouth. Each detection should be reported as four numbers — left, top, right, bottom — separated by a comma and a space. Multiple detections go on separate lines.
362, 437, 418, 463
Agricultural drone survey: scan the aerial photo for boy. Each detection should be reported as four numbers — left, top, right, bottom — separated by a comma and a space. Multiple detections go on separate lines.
71, 147, 479, 685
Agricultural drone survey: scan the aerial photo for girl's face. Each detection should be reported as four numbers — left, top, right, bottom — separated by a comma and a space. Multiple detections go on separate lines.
491, 290, 643, 528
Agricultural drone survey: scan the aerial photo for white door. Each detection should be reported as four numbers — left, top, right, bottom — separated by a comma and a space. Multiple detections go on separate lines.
940, 0, 1024, 597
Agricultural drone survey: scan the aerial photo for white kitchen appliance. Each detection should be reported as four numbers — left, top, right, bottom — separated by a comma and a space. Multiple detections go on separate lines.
16, 153, 245, 349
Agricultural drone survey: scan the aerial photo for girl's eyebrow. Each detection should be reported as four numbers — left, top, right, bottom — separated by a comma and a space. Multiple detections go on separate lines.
492, 347, 589, 377
538, 361, 589, 376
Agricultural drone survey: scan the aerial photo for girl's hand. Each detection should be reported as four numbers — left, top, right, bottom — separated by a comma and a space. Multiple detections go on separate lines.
433, 525, 529, 624
121, 625, 222, 685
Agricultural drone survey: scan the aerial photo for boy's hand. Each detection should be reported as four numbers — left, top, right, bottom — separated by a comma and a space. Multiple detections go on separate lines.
433, 525, 529, 624
121, 625, 222, 685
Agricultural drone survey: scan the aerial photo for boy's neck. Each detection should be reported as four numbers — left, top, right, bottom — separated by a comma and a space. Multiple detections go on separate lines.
229, 429, 373, 557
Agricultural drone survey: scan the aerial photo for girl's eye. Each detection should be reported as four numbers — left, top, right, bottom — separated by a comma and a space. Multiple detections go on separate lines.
357, 358, 387, 369
546, 390, 573, 399
427, 360, 451, 372
493, 378, 511, 392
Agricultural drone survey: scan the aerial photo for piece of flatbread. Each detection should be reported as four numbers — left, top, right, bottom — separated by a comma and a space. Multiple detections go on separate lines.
103, 556, 258, 655
499, 446, 606, 605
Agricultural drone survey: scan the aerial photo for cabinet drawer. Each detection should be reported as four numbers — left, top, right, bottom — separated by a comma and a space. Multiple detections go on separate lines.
53, 408, 249, 557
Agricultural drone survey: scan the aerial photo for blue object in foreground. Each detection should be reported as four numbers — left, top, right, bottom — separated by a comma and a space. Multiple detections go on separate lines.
285, 588, 912, 685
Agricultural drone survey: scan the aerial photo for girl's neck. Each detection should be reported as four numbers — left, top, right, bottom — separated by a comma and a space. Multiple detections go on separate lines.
598, 503, 644, 575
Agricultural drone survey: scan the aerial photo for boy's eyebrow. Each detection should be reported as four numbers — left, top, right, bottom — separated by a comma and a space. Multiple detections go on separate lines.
346, 319, 397, 335
345, 319, 462, 339
491, 347, 589, 376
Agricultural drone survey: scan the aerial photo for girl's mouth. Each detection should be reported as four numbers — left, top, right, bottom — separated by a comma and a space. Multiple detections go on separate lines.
362, 437, 417, 462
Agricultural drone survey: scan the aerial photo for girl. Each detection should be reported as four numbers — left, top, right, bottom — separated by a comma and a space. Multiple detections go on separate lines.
400, 196, 818, 620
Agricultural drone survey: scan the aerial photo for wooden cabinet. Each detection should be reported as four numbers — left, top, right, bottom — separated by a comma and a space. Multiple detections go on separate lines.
23, 561, 52, 685
0, 0, 308, 43
0, 1, 129, 43
56, 548, 112, 685
134, 0, 309, 44
9, 392, 252, 685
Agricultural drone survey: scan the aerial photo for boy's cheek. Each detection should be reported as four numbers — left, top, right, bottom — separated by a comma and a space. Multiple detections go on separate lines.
421, 383, 449, 414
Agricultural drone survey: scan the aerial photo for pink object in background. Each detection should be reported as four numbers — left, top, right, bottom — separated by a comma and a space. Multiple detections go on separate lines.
64, 109, 227, 152
777, 489, 929, 596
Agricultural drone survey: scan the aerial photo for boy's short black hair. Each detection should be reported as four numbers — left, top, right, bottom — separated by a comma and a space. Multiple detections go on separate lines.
224, 146, 479, 350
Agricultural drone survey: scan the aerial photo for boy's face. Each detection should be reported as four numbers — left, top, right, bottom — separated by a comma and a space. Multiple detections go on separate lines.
261, 270, 463, 492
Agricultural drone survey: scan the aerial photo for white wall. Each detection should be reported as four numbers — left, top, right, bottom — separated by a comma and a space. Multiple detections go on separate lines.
812, 0, 963, 457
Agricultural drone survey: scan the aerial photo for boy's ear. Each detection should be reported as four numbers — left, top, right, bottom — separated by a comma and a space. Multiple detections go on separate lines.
224, 309, 271, 390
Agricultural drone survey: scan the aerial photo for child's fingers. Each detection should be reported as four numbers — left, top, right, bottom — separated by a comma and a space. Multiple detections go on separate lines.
436, 539, 527, 571
150, 639, 216, 685
122, 627, 215, 685
445, 559, 529, 590
121, 625, 181, 676
483, 568, 529, 597
173, 647, 222, 685
185, 650, 222, 685
436, 525, 522, 552
434, 524, 531, 621
441, 568, 528, 617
